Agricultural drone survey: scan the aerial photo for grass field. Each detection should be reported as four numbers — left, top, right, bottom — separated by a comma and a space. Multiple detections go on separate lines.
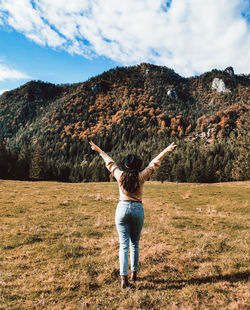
0, 180, 249, 309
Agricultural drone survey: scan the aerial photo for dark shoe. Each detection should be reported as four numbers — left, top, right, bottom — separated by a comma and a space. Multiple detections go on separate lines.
121, 276, 129, 289
131, 271, 137, 282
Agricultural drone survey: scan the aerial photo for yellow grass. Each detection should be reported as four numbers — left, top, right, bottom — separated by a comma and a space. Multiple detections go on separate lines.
0, 180, 249, 309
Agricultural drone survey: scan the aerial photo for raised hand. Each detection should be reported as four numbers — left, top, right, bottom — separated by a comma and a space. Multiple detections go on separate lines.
89, 141, 102, 153
166, 142, 176, 152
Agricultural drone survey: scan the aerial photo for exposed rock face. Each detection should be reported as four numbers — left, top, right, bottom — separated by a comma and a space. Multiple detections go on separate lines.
92, 80, 110, 94
185, 126, 216, 143
167, 89, 178, 98
212, 78, 231, 93
224, 66, 234, 76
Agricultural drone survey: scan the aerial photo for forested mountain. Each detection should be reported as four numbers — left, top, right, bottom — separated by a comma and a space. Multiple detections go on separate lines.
0, 63, 249, 182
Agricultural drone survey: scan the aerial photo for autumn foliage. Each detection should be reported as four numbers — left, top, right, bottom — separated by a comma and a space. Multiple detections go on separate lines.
0, 63, 249, 182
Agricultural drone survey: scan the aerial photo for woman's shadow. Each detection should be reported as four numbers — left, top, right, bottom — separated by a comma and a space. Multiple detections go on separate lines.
138, 270, 250, 290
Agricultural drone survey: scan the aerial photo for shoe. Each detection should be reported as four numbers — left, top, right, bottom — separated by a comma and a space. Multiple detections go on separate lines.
131, 271, 137, 282
121, 275, 129, 289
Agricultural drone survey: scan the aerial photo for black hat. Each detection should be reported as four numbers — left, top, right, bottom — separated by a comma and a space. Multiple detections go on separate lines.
121, 154, 142, 172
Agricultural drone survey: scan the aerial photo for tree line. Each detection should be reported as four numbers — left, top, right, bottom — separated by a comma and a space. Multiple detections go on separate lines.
1, 121, 249, 183
0, 64, 249, 183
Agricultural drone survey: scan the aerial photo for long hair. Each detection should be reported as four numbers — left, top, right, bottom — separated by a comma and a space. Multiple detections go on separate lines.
120, 171, 140, 193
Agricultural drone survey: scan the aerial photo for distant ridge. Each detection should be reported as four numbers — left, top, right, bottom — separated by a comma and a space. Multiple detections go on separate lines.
0, 63, 249, 182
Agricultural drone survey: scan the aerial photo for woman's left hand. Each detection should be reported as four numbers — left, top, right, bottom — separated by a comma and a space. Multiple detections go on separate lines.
89, 141, 102, 153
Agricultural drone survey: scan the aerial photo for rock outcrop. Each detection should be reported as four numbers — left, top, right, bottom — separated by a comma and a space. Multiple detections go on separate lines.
211, 78, 231, 93
224, 66, 234, 76
92, 80, 110, 94
167, 89, 178, 98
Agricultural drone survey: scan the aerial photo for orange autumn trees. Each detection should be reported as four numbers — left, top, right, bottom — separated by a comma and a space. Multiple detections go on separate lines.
0, 63, 249, 182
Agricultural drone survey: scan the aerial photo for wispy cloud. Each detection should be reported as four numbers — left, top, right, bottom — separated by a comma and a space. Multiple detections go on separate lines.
0, 63, 30, 81
0, 89, 9, 95
0, 0, 249, 76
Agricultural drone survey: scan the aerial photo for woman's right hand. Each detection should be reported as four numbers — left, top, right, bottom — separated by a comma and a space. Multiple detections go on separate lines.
166, 142, 176, 152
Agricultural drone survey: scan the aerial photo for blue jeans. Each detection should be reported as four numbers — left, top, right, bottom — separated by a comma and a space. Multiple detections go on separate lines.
115, 201, 144, 276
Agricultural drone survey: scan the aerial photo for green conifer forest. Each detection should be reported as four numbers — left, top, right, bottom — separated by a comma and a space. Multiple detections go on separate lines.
0, 64, 249, 182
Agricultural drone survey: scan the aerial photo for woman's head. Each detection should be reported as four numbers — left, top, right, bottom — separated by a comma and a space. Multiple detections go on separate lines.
121, 154, 142, 172
120, 154, 142, 193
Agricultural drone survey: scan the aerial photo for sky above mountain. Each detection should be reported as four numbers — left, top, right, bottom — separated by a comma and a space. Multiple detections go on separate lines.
0, 0, 249, 94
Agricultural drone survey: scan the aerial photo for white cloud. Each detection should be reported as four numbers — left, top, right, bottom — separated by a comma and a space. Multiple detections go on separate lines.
0, 0, 249, 76
0, 63, 30, 81
0, 89, 9, 95
0, 0, 65, 47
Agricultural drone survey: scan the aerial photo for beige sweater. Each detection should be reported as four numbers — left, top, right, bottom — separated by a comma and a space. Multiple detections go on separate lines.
99, 148, 170, 202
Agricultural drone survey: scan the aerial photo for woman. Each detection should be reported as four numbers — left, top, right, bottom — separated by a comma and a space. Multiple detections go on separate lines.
89, 141, 176, 288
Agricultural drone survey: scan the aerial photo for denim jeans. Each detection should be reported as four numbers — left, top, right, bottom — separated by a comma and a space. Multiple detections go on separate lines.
115, 200, 144, 276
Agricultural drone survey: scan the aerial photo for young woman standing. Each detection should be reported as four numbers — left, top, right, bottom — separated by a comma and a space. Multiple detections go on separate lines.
89, 141, 176, 288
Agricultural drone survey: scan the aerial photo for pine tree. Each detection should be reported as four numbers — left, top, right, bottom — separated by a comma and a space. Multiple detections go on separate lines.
205, 157, 216, 183
0, 141, 8, 178
190, 160, 203, 182
175, 162, 186, 182
29, 141, 46, 180
16, 141, 30, 180
232, 119, 250, 180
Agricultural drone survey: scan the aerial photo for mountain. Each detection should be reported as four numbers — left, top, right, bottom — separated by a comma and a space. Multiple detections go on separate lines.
0, 63, 249, 182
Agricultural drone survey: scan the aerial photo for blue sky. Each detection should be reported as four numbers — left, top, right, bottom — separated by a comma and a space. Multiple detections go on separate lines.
0, 28, 117, 91
0, 0, 249, 95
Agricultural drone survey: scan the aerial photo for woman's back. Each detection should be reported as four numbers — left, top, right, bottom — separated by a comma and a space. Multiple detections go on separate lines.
98, 146, 175, 202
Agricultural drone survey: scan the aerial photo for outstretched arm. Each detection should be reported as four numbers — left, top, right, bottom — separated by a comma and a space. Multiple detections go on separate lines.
89, 141, 102, 154
153, 142, 176, 161
140, 142, 176, 181
89, 141, 122, 180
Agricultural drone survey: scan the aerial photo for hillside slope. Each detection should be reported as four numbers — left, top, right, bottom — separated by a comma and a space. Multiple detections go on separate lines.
0, 63, 249, 182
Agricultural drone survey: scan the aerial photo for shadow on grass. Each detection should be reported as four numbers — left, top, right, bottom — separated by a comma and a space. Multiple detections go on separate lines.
139, 271, 250, 290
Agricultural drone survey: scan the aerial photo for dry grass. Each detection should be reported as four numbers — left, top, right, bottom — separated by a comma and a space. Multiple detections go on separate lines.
0, 180, 249, 309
